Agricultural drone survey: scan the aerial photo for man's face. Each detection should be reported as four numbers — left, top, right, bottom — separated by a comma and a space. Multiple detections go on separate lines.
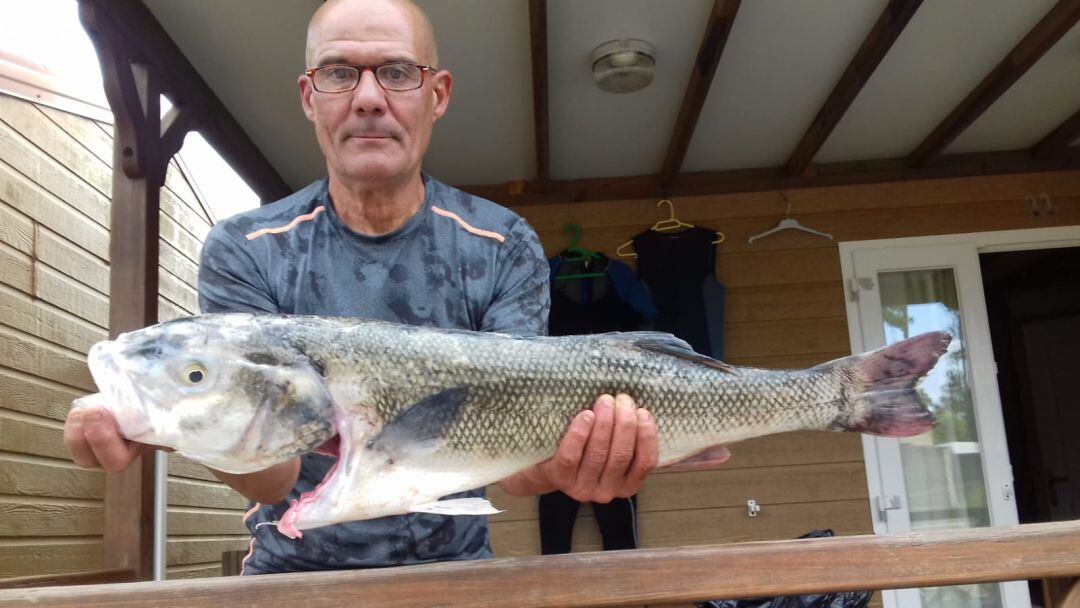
299, 2, 451, 188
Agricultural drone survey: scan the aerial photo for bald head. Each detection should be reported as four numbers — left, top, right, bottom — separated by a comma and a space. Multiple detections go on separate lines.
306, 0, 439, 68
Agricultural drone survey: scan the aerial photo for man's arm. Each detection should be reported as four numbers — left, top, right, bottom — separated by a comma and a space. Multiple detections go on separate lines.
480, 217, 660, 502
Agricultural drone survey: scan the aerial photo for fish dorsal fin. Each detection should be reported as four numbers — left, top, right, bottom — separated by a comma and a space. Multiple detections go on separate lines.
366, 387, 469, 460
630, 335, 740, 375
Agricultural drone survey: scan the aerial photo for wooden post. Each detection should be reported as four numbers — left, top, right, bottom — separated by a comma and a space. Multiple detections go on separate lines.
78, 0, 194, 581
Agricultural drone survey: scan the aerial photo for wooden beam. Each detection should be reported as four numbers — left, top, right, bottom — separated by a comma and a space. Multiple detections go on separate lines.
659, 0, 741, 188
909, 0, 1080, 167
4, 521, 1080, 607
461, 145, 1080, 206
79, 0, 194, 582
528, 0, 550, 187
1033, 107, 1080, 159
77, 0, 292, 202
785, 0, 923, 176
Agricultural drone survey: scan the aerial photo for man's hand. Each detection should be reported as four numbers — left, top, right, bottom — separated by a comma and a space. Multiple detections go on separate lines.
64, 405, 144, 472
498, 393, 659, 503
65, 404, 298, 504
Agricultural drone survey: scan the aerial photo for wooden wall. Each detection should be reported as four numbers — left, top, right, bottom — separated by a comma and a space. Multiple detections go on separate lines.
489, 169, 1080, 560
0, 92, 247, 581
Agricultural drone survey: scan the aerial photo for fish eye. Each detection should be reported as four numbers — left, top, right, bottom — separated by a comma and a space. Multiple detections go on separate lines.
182, 363, 208, 386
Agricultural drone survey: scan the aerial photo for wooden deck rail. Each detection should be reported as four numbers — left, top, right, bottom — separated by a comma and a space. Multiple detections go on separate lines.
0, 569, 136, 591
4, 521, 1079, 607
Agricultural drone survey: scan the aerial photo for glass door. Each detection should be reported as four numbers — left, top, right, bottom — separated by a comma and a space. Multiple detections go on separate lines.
848, 244, 1028, 608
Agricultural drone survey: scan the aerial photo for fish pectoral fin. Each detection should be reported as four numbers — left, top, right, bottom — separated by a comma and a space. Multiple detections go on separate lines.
408, 497, 503, 516
366, 387, 470, 459
658, 445, 732, 472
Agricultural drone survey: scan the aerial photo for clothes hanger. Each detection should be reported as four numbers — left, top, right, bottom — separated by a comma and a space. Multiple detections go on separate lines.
617, 200, 725, 258
747, 196, 832, 244
554, 223, 606, 281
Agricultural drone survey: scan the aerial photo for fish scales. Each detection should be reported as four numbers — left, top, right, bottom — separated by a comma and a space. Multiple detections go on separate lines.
74, 312, 950, 537
296, 322, 831, 458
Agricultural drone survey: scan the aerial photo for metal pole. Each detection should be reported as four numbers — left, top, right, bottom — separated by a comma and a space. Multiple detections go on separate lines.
153, 450, 168, 581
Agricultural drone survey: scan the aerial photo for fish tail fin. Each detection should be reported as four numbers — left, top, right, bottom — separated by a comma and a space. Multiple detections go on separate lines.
833, 331, 952, 437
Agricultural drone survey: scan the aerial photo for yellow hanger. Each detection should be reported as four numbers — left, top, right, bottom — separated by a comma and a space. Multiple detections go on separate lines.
616, 200, 725, 258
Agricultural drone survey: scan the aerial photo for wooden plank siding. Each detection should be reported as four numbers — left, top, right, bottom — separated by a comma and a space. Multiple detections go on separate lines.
0, 92, 247, 581
504, 168, 1080, 563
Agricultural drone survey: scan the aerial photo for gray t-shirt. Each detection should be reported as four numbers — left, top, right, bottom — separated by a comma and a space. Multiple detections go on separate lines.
197, 174, 549, 574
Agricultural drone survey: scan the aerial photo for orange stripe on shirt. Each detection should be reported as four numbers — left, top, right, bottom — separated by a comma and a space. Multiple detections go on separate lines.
245, 206, 326, 240
431, 205, 506, 243
239, 502, 263, 576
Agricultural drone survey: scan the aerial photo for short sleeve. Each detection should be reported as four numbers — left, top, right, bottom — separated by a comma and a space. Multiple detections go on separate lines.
198, 222, 279, 314
479, 218, 550, 337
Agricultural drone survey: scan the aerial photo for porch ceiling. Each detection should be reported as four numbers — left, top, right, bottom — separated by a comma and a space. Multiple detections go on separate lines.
142, 0, 1080, 196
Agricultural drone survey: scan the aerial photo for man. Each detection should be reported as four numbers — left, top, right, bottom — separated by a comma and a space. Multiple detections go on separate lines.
64, 0, 658, 574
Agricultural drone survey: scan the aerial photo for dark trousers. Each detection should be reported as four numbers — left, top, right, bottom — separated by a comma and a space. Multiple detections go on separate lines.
538, 490, 638, 554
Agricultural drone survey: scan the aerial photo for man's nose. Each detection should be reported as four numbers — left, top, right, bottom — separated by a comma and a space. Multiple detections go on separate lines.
350, 69, 387, 114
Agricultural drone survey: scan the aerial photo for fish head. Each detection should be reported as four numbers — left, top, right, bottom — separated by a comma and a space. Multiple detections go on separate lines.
76, 315, 336, 473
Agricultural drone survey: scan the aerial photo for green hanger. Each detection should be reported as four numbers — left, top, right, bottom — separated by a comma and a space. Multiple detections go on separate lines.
555, 223, 606, 281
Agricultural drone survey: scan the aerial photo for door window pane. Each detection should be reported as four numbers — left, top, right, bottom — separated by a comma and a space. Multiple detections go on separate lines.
879, 269, 1001, 608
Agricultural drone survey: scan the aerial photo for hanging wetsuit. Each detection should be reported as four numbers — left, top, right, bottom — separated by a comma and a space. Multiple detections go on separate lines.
631, 226, 725, 359
540, 251, 657, 554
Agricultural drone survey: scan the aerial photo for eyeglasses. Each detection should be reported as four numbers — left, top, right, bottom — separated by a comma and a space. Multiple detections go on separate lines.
304, 62, 436, 93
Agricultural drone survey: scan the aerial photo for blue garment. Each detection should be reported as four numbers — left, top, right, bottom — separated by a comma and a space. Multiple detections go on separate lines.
198, 174, 550, 574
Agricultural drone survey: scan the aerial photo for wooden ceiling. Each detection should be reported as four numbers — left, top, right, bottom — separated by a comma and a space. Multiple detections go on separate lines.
124, 0, 1080, 204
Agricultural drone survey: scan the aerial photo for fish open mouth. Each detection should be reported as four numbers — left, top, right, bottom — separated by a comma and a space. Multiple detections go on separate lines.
278, 419, 351, 539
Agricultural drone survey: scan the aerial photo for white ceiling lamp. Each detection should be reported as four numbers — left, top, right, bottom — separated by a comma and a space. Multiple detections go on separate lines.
591, 39, 655, 94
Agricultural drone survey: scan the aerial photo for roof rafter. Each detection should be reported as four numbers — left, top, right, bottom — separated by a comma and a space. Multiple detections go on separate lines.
908, 0, 1080, 167
80, 0, 292, 201
1033, 107, 1080, 159
785, 0, 923, 176
461, 146, 1080, 206
659, 0, 741, 189
529, 0, 550, 187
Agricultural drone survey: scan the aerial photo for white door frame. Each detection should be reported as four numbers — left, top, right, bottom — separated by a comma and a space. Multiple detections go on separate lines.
839, 225, 1080, 608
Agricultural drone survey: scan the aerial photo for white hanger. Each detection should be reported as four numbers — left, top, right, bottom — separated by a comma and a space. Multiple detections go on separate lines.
747, 196, 832, 244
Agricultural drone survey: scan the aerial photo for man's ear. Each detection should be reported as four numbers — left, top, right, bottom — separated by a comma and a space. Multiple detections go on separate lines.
298, 74, 317, 122
431, 70, 452, 122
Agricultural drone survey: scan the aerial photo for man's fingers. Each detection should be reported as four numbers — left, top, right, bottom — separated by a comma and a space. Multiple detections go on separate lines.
625, 408, 659, 490
595, 394, 639, 503
64, 407, 99, 468
568, 394, 615, 501
82, 409, 139, 472
546, 409, 594, 482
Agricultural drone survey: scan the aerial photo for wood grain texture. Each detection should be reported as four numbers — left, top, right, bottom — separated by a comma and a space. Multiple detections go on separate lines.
0, 202, 33, 254
0, 120, 109, 228
0, 568, 134, 589
786, 0, 923, 175
661, 0, 741, 186
0, 159, 110, 261
491, 499, 872, 557
0, 539, 103, 579
0, 366, 85, 421
909, 0, 1080, 165
0, 325, 93, 391
6, 521, 1080, 607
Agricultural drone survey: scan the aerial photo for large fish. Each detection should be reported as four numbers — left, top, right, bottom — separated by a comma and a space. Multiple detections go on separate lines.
74, 313, 949, 538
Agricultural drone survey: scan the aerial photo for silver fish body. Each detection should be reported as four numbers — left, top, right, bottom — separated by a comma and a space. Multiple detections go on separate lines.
76, 313, 950, 537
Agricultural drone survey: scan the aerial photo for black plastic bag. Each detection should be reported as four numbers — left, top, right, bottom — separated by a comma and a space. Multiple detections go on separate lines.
696, 530, 873, 608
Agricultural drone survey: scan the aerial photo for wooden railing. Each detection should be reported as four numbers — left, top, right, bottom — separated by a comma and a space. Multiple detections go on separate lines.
2, 521, 1079, 607
0, 569, 136, 591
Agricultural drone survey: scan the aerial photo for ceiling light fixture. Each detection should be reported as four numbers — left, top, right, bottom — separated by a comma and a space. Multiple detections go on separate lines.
590, 39, 655, 94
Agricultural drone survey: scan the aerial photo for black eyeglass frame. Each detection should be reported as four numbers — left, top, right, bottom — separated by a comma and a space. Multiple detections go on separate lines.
303, 62, 437, 93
